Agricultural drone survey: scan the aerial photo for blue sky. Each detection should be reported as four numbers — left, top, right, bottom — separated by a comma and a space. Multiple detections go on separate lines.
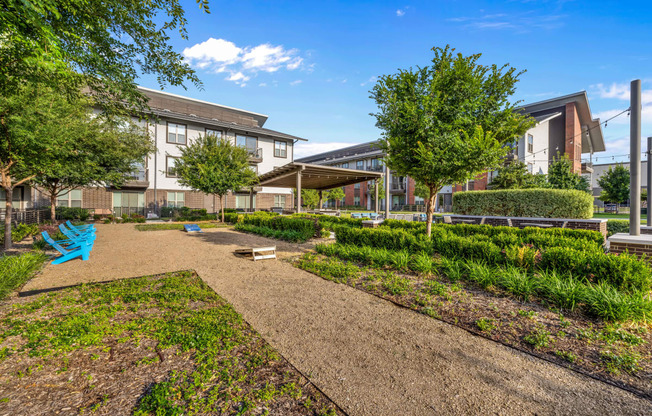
139, 0, 652, 162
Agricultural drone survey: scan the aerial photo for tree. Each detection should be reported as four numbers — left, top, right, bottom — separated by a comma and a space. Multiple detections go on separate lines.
1, 0, 208, 114
547, 154, 590, 193
371, 45, 534, 235
172, 135, 257, 223
32, 94, 153, 221
598, 165, 630, 205
299, 189, 320, 209
327, 187, 345, 209
489, 161, 530, 189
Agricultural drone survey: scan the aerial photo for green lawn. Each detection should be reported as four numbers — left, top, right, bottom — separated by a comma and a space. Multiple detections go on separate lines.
593, 213, 648, 223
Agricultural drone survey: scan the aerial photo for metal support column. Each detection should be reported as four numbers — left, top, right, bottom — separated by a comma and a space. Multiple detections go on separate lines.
296, 170, 302, 214
630, 79, 641, 235
384, 165, 390, 218
374, 180, 379, 214
648, 137, 652, 227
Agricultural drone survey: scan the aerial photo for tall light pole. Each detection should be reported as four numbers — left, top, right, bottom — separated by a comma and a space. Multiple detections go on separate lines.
648, 137, 652, 227
630, 79, 641, 235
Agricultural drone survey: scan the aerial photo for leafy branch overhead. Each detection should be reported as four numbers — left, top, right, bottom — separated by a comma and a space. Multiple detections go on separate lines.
371, 45, 535, 235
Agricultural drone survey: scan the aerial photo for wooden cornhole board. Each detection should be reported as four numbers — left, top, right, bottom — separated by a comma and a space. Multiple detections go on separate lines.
235, 246, 277, 261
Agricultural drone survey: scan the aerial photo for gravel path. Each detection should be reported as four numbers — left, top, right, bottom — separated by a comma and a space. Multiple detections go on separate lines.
22, 224, 651, 415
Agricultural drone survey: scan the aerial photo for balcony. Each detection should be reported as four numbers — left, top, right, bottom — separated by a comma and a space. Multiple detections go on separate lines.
390, 182, 406, 193
366, 165, 384, 172
121, 170, 149, 188
247, 147, 263, 163
581, 161, 594, 174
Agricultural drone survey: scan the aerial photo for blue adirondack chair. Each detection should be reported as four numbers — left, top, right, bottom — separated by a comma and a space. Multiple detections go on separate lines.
63, 222, 95, 238
351, 213, 362, 219
369, 213, 379, 220
41, 231, 92, 264
66, 220, 95, 232
59, 224, 96, 244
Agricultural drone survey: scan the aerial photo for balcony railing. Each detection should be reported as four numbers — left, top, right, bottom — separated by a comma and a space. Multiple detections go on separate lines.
366, 165, 384, 172
122, 170, 149, 188
247, 147, 263, 163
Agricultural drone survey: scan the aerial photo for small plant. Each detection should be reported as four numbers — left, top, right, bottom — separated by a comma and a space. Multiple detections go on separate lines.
476, 318, 496, 333
382, 274, 412, 296
517, 309, 538, 319
524, 326, 553, 349
555, 350, 577, 363
600, 349, 641, 375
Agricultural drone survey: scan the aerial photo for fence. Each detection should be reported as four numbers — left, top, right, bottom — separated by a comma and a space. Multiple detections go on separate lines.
0, 208, 51, 225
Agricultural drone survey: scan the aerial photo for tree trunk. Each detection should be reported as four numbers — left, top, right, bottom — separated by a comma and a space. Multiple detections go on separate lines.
219, 195, 225, 223
4, 188, 13, 250
425, 187, 439, 237
50, 193, 57, 224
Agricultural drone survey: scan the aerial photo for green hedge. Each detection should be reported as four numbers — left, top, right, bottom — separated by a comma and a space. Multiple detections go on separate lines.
452, 189, 594, 219
55, 207, 90, 221
235, 223, 312, 243
607, 220, 629, 237
332, 225, 651, 293
291, 213, 363, 230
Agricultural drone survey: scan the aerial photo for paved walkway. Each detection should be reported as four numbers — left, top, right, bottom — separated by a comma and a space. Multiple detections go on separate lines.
22, 224, 651, 415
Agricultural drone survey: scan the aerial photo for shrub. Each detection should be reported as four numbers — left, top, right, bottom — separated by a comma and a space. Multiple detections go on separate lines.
0, 223, 39, 244
452, 188, 594, 219
242, 215, 315, 240
55, 207, 90, 221
607, 220, 629, 237
335, 226, 433, 253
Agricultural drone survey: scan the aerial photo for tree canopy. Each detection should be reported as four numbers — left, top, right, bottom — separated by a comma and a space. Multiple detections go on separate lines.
371, 45, 534, 235
1, 0, 208, 113
598, 165, 630, 204
327, 187, 345, 208
547, 155, 590, 193
172, 135, 257, 223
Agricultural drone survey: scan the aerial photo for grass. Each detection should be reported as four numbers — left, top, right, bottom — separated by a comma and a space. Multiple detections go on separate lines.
0, 252, 47, 300
135, 222, 224, 231
0, 271, 339, 415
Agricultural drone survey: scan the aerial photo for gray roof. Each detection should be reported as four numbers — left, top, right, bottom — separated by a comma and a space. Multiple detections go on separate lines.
296, 140, 383, 163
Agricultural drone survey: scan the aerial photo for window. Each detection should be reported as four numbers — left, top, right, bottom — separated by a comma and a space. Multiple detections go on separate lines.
236, 135, 257, 153
113, 191, 145, 216
166, 156, 179, 177
57, 189, 82, 208
274, 140, 287, 158
341, 162, 349, 169
167, 123, 186, 144
527, 163, 534, 174
354, 183, 360, 189
527, 134, 534, 153
371, 158, 380, 170
356, 160, 364, 170
274, 195, 285, 208
235, 195, 255, 210
167, 191, 185, 208
205, 128, 222, 139
0, 188, 23, 209
354, 196, 360, 206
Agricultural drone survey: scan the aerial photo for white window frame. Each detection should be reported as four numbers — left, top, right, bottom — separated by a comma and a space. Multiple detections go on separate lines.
274, 195, 285, 209
274, 140, 287, 158
166, 156, 179, 177
167, 122, 187, 145
56, 189, 83, 208
527, 134, 534, 153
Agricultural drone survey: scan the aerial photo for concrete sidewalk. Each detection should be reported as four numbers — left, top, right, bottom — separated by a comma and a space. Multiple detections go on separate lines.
23, 224, 651, 415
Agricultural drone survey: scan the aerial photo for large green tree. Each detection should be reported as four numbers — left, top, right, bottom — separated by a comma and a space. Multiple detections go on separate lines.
0, 0, 208, 113
598, 165, 630, 205
32, 95, 153, 221
172, 135, 257, 223
489, 161, 530, 189
371, 45, 534, 235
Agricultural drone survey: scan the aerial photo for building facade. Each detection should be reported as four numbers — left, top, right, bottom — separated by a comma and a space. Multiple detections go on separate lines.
296, 91, 605, 212
16, 87, 306, 215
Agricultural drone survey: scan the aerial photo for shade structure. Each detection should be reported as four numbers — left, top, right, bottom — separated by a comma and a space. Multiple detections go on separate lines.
257, 162, 382, 190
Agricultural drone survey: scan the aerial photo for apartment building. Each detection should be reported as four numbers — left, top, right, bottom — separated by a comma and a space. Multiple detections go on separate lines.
19, 87, 306, 215
296, 91, 605, 211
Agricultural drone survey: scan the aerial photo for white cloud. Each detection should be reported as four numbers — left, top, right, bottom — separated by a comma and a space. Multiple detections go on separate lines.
183, 37, 305, 85
294, 142, 359, 159
289, 80, 303, 86
592, 82, 652, 104
447, 12, 566, 32
595, 104, 652, 125
360, 76, 377, 87
396, 9, 406, 17
258, 82, 267, 87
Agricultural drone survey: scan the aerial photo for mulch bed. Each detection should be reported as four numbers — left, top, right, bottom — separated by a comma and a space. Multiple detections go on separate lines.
294, 253, 652, 401
0, 271, 342, 415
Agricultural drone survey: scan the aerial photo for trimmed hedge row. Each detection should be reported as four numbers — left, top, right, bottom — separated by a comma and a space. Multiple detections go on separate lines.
234, 223, 312, 243
607, 220, 629, 237
334, 226, 651, 292
291, 213, 364, 230
452, 189, 594, 219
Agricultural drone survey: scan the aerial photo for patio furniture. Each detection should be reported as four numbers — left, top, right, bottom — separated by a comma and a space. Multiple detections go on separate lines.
351, 213, 362, 219
235, 246, 277, 261
62, 223, 95, 239
183, 224, 203, 233
369, 213, 379, 220
58, 224, 96, 245
66, 220, 95, 231
41, 231, 92, 264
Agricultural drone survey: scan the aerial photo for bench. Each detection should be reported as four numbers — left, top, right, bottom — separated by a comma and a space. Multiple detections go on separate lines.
235, 246, 277, 261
